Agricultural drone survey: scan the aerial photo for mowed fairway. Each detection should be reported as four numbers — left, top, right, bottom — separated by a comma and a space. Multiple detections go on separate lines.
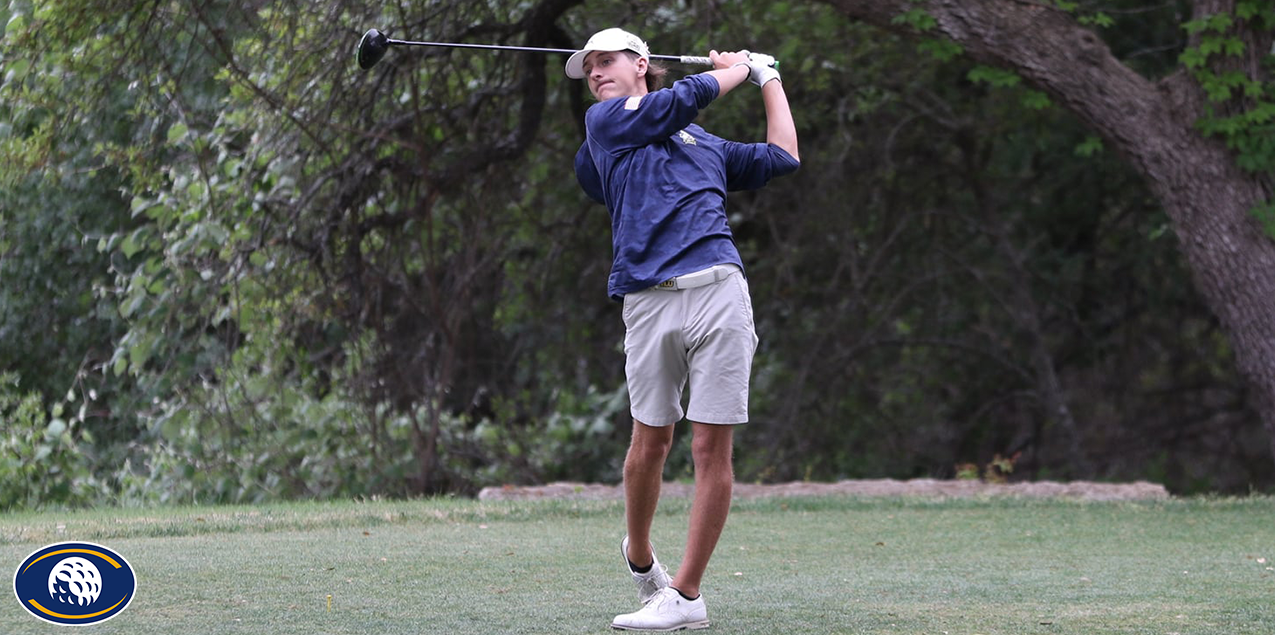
1, 495, 1273, 634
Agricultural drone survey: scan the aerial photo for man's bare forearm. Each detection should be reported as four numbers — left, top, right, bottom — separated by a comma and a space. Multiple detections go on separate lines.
762, 80, 799, 161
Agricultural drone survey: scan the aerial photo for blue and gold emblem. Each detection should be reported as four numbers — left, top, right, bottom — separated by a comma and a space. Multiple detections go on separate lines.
12, 541, 136, 625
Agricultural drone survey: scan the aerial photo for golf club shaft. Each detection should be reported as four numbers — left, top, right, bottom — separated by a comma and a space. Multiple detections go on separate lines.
385, 38, 711, 66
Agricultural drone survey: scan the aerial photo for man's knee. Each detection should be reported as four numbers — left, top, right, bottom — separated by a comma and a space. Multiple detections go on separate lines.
628, 419, 674, 465
690, 424, 734, 468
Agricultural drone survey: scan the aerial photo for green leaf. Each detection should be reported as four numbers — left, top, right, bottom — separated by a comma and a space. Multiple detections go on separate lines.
166, 122, 188, 144
1021, 90, 1052, 110
917, 39, 964, 62
1219, 70, 1248, 88
1079, 12, 1114, 28
1074, 135, 1104, 157
46, 419, 67, 438
120, 293, 146, 318
1250, 202, 1275, 240
1179, 49, 1207, 69
5, 14, 26, 38
968, 66, 1020, 88
121, 228, 148, 258
1207, 13, 1235, 32
5, 58, 30, 81
891, 8, 937, 32
1199, 37, 1223, 57
1244, 101, 1275, 124
128, 333, 155, 369
1202, 77, 1234, 102
1182, 19, 1211, 35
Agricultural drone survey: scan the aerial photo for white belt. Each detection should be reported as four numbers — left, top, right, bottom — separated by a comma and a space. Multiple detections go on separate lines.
653, 264, 739, 291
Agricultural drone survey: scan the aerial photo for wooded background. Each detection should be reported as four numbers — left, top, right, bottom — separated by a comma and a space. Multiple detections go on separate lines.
3, 0, 1274, 508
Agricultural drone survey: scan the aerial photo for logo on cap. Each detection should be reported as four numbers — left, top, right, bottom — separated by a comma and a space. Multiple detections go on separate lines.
13, 542, 137, 625
621, 33, 647, 56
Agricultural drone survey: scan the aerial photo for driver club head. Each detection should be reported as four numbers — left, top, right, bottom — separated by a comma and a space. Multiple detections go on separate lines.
357, 29, 389, 69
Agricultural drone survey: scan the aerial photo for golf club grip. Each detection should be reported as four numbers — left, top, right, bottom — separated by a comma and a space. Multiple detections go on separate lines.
673, 55, 711, 66
658, 54, 778, 68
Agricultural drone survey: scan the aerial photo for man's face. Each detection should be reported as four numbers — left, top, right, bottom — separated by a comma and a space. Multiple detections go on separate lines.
583, 50, 647, 101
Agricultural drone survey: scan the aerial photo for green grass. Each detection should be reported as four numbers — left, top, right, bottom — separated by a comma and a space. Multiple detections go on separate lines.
1, 495, 1273, 634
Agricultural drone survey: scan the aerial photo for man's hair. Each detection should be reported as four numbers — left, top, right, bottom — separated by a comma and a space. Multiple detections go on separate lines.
620, 51, 667, 92
645, 61, 668, 92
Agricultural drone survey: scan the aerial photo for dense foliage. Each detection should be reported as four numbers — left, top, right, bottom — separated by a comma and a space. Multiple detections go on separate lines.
1, 0, 1272, 508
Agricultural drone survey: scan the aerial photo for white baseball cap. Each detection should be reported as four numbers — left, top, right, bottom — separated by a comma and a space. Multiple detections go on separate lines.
564, 28, 650, 79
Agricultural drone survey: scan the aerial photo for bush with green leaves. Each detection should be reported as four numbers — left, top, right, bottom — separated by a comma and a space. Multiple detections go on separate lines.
0, 374, 104, 510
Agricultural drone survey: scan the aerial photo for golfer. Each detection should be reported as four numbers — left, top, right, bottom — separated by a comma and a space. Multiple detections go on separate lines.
567, 28, 799, 631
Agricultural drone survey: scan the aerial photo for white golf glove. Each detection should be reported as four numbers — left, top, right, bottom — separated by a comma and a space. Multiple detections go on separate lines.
746, 51, 780, 87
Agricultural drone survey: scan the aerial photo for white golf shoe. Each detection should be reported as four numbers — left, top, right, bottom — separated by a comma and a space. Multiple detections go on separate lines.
611, 587, 710, 631
622, 536, 671, 604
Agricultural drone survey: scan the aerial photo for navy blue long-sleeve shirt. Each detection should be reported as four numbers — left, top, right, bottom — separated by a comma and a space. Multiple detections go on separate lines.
574, 73, 800, 301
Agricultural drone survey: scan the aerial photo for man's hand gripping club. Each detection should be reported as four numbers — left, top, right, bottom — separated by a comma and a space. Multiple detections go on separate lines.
705, 49, 780, 95
741, 51, 780, 87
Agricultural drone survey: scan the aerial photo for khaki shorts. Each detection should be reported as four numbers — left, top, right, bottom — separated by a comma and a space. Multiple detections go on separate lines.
621, 265, 758, 426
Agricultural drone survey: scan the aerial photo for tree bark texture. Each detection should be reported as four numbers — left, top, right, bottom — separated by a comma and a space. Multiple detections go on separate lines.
821, 0, 1275, 460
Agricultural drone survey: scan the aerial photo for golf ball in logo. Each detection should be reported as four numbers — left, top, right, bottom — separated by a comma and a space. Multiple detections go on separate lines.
49, 557, 103, 606
13, 541, 136, 625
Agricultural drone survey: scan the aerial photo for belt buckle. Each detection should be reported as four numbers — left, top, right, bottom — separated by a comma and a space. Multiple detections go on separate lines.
656, 279, 677, 289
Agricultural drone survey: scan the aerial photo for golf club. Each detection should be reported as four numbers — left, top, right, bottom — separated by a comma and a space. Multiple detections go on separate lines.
356, 28, 772, 71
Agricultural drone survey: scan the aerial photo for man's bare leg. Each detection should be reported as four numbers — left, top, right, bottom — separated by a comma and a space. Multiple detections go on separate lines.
624, 419, 675, 567
670, 422, 734, 598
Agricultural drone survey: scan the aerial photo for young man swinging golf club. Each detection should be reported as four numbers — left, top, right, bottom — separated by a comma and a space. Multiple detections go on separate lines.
567, 28, 799, 631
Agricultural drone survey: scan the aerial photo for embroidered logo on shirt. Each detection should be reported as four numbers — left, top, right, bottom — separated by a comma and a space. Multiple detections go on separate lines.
624, 95, 642, 110
677, 130, 697, 145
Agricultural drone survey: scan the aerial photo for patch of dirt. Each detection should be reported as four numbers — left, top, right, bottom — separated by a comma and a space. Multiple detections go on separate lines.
477, 479, 1170, 502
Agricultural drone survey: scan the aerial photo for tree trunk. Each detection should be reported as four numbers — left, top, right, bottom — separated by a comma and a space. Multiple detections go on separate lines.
821, 0, 1275, 460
